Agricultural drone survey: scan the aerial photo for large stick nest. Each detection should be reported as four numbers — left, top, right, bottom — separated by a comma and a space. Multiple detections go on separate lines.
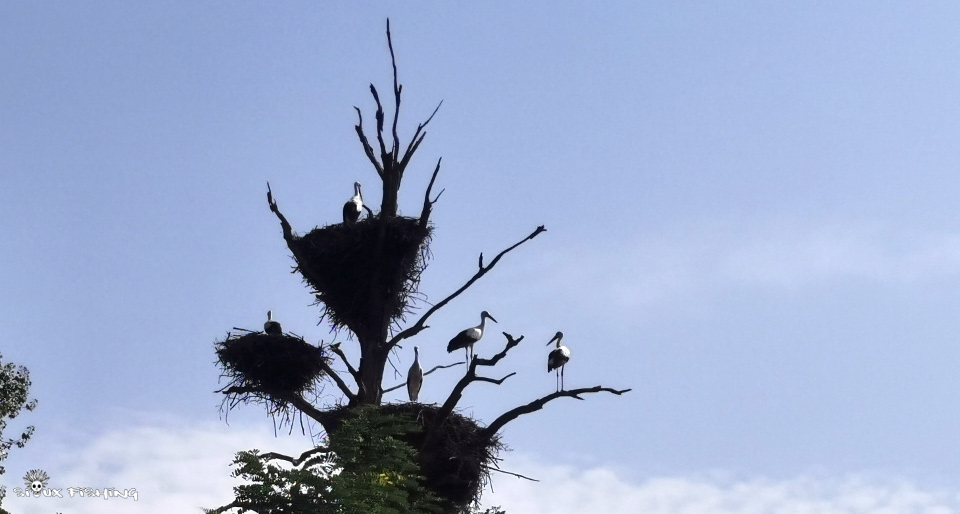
291, 216, 431, 334
327, 403, 502, 512
216, 333, 331, 396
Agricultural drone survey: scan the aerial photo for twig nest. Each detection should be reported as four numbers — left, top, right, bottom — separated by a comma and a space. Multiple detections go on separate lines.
328, 403, 502, 511
216, 333, 330, 394
292, 216, 431, 333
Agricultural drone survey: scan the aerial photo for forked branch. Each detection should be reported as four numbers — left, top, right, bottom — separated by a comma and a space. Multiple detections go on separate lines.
388, 226, 546, 347
431, 333, 524, 431
399, 100, 442, 173
353, 20, 442, 195
479, 386, 632, 442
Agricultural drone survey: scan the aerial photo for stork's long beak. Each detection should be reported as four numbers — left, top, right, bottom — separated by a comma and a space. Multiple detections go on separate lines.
488, 314, 498, 323
546, 333, 562, 346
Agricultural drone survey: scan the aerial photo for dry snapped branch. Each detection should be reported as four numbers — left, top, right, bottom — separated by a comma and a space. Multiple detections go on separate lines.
419, 158, 444, 229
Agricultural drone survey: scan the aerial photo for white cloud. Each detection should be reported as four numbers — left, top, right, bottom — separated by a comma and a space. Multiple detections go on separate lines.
6, 423, 960, 514
3, 421, 313, 514
482, 456, 960, 514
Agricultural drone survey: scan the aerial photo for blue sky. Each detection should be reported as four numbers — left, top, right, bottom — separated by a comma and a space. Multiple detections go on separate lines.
5, 2, 960, 512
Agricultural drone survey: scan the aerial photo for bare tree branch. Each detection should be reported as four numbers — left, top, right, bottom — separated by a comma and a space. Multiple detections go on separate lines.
479, 386, 632, 442
317, 358, 356, 403
282, 391, 342, 433
418, 158, 443, 229
386, 18, 401, 158
473, 373, 516, 385
267, 182, 295, 244
260, 444, 330, 467
399, 101, 442, 172
381, 360, 465, 394
369, 84, 388, 161
490, 467, 539, 482
329, 343, 361, 386
430, 333, 524, 434
388, 226, 547, 347
354, 107, 384, 178
473, 331, 523, 367
219, 385, 340, 433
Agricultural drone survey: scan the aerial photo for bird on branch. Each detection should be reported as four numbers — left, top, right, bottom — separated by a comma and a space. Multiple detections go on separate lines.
407, 346, 423, 402
264, 311, 282, 336
546, 331, 570, 392
342, 181, 363, 224
447, 311, 497, 363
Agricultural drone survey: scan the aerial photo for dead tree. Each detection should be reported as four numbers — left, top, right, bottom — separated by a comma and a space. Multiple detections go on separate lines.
215, 20, 629, 511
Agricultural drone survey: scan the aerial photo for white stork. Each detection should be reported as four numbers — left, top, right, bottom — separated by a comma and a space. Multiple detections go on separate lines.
546, 331, 570, 392
447, 311, 497, 363
407, 346, 423, 402
342, 181, 363, 224
264, 311, 282, 336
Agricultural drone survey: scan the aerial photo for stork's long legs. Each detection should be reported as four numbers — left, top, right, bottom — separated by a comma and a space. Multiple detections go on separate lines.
560, 366, 565, 391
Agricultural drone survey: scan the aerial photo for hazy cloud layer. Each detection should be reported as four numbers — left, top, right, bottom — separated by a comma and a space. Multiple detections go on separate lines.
4, 422, 311, 514
541, 221, 960, 314
483, 456, 960, 514
7, 424, 960, 513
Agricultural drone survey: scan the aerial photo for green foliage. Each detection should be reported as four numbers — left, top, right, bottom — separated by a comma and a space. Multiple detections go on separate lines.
203, 448, 332, 514
0, 352, 38, 510
326, 405, 441, 514
206, 406, 442, 514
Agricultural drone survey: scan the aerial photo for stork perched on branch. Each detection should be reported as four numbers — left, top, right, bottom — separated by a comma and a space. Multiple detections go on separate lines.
264, 311, 282, 336
546, 331, 570, 392
342, 181, 363, 224
447, 311, 497, 363
407, 346, 423, 402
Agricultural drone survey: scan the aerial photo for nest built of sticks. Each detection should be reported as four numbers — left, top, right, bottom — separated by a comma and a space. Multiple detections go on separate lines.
328, 402, 502, 511
292, 215, 431, 333
216, 332, 331, 395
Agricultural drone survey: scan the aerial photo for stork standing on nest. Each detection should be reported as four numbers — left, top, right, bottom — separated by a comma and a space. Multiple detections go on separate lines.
447, 311, 497, 363
407, 346, 423, 402
546, 331, 570, 392
342, 181, 363, 224
264, 311, 282, 336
